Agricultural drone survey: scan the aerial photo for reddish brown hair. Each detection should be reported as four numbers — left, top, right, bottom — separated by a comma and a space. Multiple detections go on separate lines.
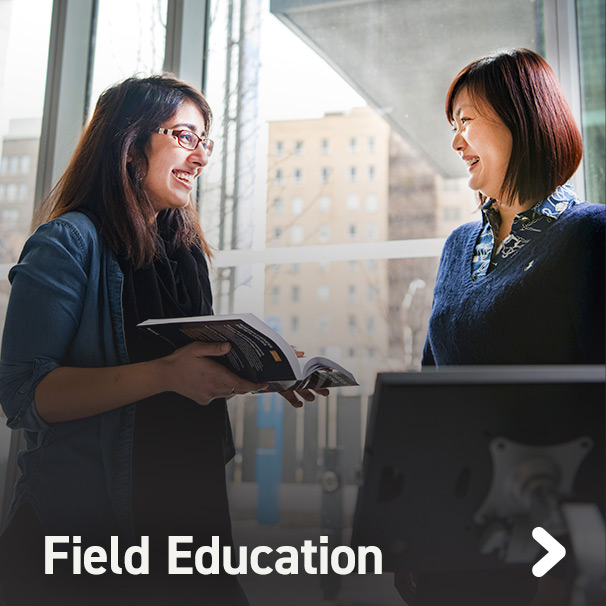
35, 74, 213, 267
445, 48, 582, 206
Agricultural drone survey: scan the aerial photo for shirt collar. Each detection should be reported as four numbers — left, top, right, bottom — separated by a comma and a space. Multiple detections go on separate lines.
481, 183, 582, 225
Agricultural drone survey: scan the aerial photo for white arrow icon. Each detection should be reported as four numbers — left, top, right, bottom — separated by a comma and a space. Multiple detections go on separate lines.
532, 527, 566, 577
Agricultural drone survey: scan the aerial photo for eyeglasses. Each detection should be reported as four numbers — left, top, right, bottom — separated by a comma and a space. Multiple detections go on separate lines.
155, 128, 214, 156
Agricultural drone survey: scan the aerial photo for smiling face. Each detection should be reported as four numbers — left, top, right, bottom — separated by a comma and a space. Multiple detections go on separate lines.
142, 99, 209, 214
451, 88, 513, 203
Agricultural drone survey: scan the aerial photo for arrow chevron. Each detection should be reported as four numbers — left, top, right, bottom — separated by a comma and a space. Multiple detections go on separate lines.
532, 527, 566, 577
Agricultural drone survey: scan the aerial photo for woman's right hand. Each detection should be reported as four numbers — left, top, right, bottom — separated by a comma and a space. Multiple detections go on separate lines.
157, 342, 266, 405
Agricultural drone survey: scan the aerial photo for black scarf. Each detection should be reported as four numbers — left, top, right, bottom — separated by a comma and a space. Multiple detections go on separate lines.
116, 211, 232, 541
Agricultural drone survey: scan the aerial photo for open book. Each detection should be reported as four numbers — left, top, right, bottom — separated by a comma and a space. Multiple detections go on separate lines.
138, 313, 358, 392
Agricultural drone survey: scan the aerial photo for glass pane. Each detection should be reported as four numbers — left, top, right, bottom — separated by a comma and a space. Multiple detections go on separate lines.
202, 1, 548, 600
577, 0, 605, 203
88, 0, 168, 116
0, 0, 53, 516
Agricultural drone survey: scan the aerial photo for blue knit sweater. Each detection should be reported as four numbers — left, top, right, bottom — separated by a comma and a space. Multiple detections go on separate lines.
423, 202, 605, 366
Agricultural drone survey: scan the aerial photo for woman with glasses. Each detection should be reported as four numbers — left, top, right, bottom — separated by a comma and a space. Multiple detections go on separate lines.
0, 75, 322, 605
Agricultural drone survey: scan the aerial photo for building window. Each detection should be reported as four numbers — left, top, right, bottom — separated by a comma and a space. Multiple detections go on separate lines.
348, 137, 358, 153
321, 167, 330, 184
347, 347, 356, 358
349, 166, 357, 182
273, 227, 283, 243
0, 157, 8, 174
318, 224, 330, 242
347, 284, 357, 302
270, 286, 280, 304
20, 155, 31, 173
18, 184, 27, 200
317, 285, 330, 301
291, 196, 304, 215
295, 140, 303, 155
368, 347, 376, 358
272, 197, 283, 213
317, 260, 330, 272
368, 136, 376, 153
271, 264, 280, 274
368, 165, 376, 181
317, 316, 330, 333
0, 184, 5, 200
365, 194, 379, 212
291, 225, 304, 245
346, 194, 360, 211
291, 263, 301, 274
348, 260, 358, 272
291, 316, 299, 332
321, 138, 330, 154
348, 224, 357, 241
367, 259, 377, 272
442, 207, 461, 222
293, 168, 302, 185
275, 141, 284, 157
366, 223, 378, 241
0, 209, 19, 229
9, 156, 19, 174
368, 284, 378, 301
367, 316, 376, 333
275, 169, 283, 185
318, 195, 331, 213
348, 314, 356, 331
6, 184, 17, 201
292, 285, 300, 302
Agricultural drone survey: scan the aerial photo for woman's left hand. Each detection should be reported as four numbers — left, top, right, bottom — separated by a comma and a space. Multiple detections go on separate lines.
279, 387, 330, 408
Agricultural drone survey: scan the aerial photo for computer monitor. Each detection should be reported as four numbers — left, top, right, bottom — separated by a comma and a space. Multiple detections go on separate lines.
351, 366, 605, 573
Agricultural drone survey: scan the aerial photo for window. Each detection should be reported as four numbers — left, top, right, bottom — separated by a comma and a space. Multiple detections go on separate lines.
275, 169, 283, 185
367, 316, 376, 333
0, 157, 8, 174
292, 285, 300, 302
273, 227, 283, 243
0, 209, 19, 229
348, 260, 358, 272
291, 263, 301, 274
291, 225, 304, 244
295, 140, 303, 155
317, 260, 330, 272
270, 286, 280, 303
20, 155, 31, 173
348, 137, 358, 153
347, 284, 357, 302
276, 141, 284, 156
293, 169, 302, 185
368, 136, 376, 153
9, 156, 19, 174
318, 195, 331, 212
6, 184, 17, 201
348, 166, 357, 182
317, 285, 330, 300
365, 194, 379, 212
291, 197, 304, 215
291, 316, 299, 332
317, 316, 330, 333
18, 184, 28, 200
366, 223, 378, 241
318, 224, 330, 242
368, 165, 376, 181
368, 284, 378, 301
346, 194, 359, 211
321, 167, 330, 184
271, 264, 280, 274
348, 314, 356, 331
348, 224, 357, 241
321, 138, 330, 154
272, 198, 283, 213
0, 184, 5, 200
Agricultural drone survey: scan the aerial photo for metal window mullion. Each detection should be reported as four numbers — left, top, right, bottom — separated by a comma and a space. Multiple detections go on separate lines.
34, 0, 96, 210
